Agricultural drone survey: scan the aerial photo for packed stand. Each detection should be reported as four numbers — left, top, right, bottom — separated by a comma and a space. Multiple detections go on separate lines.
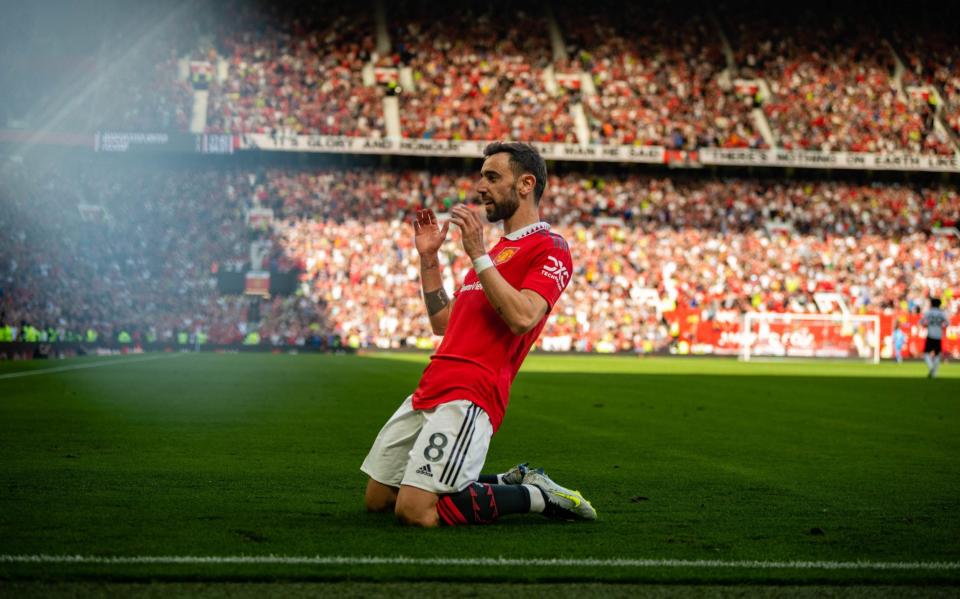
205, 1, 384, 137
0, 160, 327, 348
256, 167, 959, 352
241, 167, 960, 237
390, 1, 578, 142
558, 2, 765, 149
3, 163, 958, 354
89, 37, 193, 132
894, 23, 960, 149
726, 7, 952, 155
0, 2, 194, 132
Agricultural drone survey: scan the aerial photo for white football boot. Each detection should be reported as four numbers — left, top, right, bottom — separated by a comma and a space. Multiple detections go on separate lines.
523, 468, 597, 521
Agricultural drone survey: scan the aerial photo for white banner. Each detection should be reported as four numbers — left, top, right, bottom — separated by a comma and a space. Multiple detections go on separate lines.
699, 147, 960, 173
238, 134, 667, 164
94, 132, 170, 152
236, 134, 960, 172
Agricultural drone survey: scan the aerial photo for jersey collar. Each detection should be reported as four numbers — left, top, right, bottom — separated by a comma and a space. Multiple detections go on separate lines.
503, 221, 550, 241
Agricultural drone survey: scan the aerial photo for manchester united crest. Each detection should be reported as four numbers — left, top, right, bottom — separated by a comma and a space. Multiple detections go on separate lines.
493, 247, 520, 265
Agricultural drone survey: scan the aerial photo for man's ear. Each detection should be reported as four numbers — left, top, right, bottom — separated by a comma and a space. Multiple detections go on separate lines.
518, 173, 536, 197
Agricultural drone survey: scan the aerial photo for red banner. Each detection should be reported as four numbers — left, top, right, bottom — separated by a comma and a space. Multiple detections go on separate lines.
244, 271, 270, 296
667, 308, 959, 359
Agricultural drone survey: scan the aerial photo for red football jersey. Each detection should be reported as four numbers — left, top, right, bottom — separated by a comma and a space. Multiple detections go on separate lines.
412, 222, 573, 431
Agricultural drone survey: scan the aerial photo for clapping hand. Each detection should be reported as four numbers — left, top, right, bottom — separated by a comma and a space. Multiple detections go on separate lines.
449, 204, 486, 260
413, 209, 450, 257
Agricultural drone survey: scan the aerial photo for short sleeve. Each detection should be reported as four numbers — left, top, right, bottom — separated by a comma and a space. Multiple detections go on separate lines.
519, 236, 573, 309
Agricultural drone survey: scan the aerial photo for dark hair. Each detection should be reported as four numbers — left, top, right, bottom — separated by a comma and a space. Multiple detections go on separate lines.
483, 141, 547, 203
931, 297, 942, 308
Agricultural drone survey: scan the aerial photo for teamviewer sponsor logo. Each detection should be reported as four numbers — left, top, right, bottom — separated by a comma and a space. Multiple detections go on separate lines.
541, 256, 569, 290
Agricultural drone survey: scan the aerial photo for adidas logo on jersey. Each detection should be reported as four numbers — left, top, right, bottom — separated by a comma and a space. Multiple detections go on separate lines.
415, 464, 433, 478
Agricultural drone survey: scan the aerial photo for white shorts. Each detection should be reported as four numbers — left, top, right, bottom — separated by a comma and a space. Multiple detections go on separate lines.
360, 395, 493, 494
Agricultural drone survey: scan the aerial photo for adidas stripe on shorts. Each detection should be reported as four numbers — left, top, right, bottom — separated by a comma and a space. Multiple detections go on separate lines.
361, 395, 493, 494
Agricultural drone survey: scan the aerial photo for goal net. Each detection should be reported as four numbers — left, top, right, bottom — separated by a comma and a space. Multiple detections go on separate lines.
740, 313, 881, 364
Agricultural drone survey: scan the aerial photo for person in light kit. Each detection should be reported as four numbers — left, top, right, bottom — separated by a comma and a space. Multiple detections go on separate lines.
893, 322, 906, 364
920, 297, 949, 378
361, 142, 596, 527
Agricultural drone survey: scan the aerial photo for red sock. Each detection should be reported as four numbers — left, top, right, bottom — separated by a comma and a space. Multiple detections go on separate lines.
437, 483, 530, 526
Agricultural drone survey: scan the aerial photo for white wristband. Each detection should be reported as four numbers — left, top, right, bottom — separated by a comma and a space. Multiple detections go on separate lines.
472, 254, 494, 274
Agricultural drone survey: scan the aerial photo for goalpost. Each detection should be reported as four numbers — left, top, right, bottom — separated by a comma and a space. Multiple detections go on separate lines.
740, 313, 881, 364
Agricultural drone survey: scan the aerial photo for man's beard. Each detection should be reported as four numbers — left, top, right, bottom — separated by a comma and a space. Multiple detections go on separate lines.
485, 187, 520, 223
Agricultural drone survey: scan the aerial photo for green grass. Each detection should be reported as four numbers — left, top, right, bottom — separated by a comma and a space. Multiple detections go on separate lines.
0, 353, 958, 586
2, 582, 959, 598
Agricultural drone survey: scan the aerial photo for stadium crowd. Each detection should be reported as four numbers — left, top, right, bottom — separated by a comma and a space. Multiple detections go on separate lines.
391, 4, 578, 143
5, 3, 957, 157
205, 3, 384, 137
4, 161, 956, 355
199, 3, 957, 154
558, 5, 765, 150
264, 169, 958, 351
259, 168, 960, 235
895, 24, 960, 144
0, 161, 328, 348
96, 40, 193, 133
727, 10, 955, 155
0, 2, 196, 133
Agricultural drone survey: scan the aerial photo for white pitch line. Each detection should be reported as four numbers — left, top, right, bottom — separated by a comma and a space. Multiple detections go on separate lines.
0, 353, 185, 380
0, 555, 957, 571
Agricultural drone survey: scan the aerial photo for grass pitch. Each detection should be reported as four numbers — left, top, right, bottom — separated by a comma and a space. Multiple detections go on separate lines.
0, 352, 957, 588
